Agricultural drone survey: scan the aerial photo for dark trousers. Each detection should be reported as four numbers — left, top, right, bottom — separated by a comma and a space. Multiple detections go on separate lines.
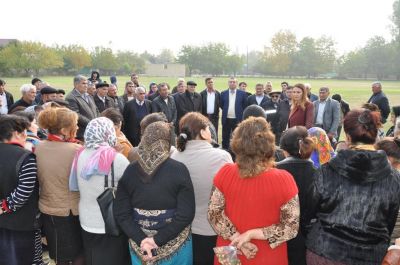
0, 228, 35, 265
207, 115, 219, 142
336, 125, 343, 141
192, 234, 217, 265
81, 229, 131, 265
222, 118, 238, 150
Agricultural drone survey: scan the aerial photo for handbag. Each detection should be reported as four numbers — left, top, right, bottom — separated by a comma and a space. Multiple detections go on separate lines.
96, 162, 120, 236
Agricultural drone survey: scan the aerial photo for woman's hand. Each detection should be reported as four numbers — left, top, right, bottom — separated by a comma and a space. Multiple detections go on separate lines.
240, 242, 258, 259
140, 237, 158, 261
230, 230, 255, 249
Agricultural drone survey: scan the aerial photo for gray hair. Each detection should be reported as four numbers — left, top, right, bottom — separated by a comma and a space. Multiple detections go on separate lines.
136, 86, 146, 93
73, 75, 87, 86
372, 81, 382, 88
20, 84, 36, 94
304, 83, 311, 89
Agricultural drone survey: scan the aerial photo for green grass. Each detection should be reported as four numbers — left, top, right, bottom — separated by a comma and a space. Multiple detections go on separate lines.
3, 75, 399, 133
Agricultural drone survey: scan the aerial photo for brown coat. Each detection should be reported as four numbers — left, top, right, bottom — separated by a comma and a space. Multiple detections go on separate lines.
35, 140, 81, 216
288, 101, 314, 129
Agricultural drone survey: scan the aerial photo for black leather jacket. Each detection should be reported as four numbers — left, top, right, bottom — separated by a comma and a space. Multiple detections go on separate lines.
306, 149, 400, 265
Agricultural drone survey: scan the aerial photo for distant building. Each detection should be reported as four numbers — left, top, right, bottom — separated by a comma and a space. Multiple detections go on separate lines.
144, 63, 185, 77
0, 39, 17, 47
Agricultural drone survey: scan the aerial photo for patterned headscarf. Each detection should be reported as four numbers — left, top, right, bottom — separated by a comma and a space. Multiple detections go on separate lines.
69, 117, 117, 191
137, 121, 171, 177
308, 127, 335, 168
84, 117, 117, 149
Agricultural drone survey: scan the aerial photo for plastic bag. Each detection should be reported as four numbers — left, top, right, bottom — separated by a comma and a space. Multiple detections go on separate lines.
213, 246, 241, 265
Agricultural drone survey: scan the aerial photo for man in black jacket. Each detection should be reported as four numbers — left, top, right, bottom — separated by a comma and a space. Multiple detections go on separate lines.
151, 83, 177, 126
0, 79, 14, 115
175, 81, 202, 128
276, 86, 293, 144
93, 82, 115, 113
123, 86, 152, 146
200, 78, 220, 135
368, 82, 390, 123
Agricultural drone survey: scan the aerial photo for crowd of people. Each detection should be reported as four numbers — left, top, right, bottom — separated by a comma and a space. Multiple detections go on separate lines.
0, 71, 400, 265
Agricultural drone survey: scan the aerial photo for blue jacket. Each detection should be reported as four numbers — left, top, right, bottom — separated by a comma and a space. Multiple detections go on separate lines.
220, 89, 248, 125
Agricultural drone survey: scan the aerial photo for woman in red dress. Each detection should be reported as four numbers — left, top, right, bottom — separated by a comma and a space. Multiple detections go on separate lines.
288, 83, 314, 129
208, 117, 300, 265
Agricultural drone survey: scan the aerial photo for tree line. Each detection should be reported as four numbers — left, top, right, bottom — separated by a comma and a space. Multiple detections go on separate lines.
0, 0, 398, 79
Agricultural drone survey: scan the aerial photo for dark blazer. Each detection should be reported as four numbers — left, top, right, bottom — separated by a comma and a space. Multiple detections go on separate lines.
368, 91, 390, 123
147, 91, 159, 101
313, 98, 340, 136
276, 99, 291, 135
2, 91, 14, 112
220, 89, 248, 125
246, 94, 271, 110
66, 89, 99, 140
200, 89, 221, 119
93, 94, 115, 114
175, 90, 202, 123
151, 95, 177, 125
288, 101, 314, 129
276, 157, 317, 265
122, 99, 152, 146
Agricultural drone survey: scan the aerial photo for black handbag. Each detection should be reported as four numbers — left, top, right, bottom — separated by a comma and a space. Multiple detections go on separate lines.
96, 162, 120, 236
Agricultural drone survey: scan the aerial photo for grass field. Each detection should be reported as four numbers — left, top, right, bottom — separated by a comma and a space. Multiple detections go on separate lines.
2, 75, 399, 132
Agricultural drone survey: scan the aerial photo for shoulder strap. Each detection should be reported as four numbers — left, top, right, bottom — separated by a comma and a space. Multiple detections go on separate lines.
104, 173, 108, 188
111, 162, 115, 188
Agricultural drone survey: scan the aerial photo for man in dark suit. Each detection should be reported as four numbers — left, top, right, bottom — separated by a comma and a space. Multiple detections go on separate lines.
246, 83, 272, 110
122, 86, 152, 146
93, 82, 115, 113
151, 83, 177, 126
331, 94, 350, 140
200, 77, 220, 135
313, 87, 340, 141
175, 81, 202, 128
66, 75, 99, 140
220, 77, 248, 150
276, 85, 293, 144
0, 79, 14, 115
368, 82, 390, 123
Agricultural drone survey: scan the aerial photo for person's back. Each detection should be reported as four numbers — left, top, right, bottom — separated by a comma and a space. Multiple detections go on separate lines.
213, 164, 297, 264
306, 109, 400, 265
77, 150, 128, 233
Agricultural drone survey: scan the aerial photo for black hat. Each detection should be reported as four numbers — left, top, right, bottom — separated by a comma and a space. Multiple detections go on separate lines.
96, 82, 109, 89
40, 86, 58, 95
31, 78, 42, 85
187, 81, 197, 86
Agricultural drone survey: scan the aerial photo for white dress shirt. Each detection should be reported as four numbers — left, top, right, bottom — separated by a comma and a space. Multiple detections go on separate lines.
256, 95, 264, 105
316, 100, 327, 125
0, 93, 8, 114
207, 90, 216, 114
136, 99, 144, 106
227, 89, 236, 119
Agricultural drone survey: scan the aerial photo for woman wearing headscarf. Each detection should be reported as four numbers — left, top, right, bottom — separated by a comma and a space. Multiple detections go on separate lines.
306, 109, 400, 265
171, 112, 232, 265
307, 127, 335, 168
36, 108, 84, 265
208, 117, 300, 265
114, 121, 195, 265
276, 126, 316, 265
69, 117, 130, 265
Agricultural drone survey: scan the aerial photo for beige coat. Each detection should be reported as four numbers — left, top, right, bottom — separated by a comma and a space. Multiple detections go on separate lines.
35, 140, 81, 216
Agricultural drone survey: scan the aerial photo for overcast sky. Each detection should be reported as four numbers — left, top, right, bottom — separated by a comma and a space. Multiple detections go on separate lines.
1, 0, 395, 55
